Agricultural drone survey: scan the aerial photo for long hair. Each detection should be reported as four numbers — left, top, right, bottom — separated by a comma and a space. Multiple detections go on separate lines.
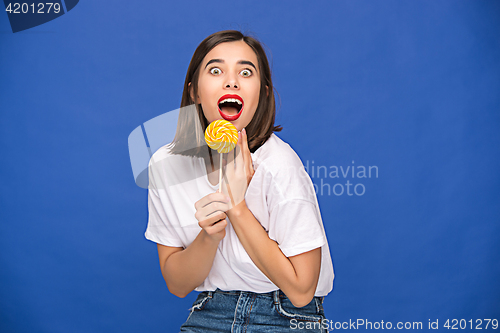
169, 30, 282, 158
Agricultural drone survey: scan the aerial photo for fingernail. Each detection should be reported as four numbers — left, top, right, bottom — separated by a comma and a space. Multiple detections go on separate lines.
243, 128, 246, 135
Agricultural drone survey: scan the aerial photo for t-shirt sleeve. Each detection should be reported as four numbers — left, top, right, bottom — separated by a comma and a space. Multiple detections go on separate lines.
268, 198, 326, 257
144, 158, 184, 248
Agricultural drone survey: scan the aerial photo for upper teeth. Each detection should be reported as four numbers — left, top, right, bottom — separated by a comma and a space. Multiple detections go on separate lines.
220, 98, 242, 105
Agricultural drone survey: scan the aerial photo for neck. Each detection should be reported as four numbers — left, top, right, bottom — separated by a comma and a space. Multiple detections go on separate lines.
206, 149, 221, 173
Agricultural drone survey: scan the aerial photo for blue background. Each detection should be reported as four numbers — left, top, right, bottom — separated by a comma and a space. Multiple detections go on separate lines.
1, 1, 499, 332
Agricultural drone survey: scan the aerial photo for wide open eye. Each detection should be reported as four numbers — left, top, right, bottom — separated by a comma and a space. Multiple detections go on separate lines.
240, 69, 252, 77
210, 67, 222, 75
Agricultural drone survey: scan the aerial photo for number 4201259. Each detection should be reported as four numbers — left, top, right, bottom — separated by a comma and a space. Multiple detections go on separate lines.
5, 3, 61, 14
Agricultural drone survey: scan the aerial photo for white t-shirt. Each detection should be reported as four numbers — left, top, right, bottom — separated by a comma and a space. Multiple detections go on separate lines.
145, 133, 334, 296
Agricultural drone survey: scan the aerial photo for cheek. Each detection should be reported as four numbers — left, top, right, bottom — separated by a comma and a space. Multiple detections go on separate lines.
198, 89, 214, 109
196, 78, 211, 102
246, 82, 261, 105
251, 90, 261, 111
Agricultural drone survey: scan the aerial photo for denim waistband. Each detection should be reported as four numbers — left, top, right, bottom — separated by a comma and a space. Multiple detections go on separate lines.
201, 288, 324, 305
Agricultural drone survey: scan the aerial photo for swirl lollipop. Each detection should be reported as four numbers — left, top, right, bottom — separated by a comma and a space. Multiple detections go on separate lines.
205, 119, 238, 153
205, 119, 239, 192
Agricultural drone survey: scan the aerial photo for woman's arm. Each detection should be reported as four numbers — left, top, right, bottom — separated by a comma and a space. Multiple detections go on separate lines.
226, 204, 321, 308
224, 129, 322, 307
157, 207, 228, 298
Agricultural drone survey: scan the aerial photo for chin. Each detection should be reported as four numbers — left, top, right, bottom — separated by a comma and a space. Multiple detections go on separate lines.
232, 120, 247, 132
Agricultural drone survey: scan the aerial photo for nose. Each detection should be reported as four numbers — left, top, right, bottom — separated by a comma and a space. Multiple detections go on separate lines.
224, 73, 239, 89
225, 82, 238, 88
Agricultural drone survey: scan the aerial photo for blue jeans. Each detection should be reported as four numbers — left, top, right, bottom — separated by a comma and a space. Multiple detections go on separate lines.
180, 288, 327, 332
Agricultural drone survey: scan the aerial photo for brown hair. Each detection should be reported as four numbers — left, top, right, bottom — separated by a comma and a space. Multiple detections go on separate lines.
169, 30, 282, 157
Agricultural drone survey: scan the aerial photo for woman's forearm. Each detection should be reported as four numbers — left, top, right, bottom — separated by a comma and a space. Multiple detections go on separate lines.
226, 202, 319, 307
162, 230, 220, 298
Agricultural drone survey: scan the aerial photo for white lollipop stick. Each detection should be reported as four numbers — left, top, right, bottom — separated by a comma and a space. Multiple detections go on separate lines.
218, 153, 223, 193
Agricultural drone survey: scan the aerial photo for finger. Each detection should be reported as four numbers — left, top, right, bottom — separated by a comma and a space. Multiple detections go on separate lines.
242, 128, 254, 174
194, 192, 229, 210
235, 142, 245, 175
237, 129, 243, 150
198, 212, 226, 229
225, 147, 237, 178
231, 132, 243, 172
221, 171, 235, 208
234, 130, 251, 180
204, 218, 227, 235
204, 201, 230, 217
196, 201, 230, 221
238, 130, 245, 166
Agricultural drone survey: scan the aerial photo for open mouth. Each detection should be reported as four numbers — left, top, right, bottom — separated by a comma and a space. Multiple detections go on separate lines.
218, 94, 244, 121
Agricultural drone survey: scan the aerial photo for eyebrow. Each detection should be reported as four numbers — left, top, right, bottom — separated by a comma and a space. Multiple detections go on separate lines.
204, 59, 257, 71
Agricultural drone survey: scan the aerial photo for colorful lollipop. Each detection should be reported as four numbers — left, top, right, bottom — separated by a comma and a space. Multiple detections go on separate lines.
205, 119, 239, 192
205, 119, 238, 153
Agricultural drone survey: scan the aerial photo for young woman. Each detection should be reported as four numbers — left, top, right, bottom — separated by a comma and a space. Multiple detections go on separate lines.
145, 30, 334, 332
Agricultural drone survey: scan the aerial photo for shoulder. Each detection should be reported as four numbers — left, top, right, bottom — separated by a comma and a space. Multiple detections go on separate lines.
148, 144, 200, 186
252, 133, 303, 172
251, 134, 315, 203
149, 144, 194, 168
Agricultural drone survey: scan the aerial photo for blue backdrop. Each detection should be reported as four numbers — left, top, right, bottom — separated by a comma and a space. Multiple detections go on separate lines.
1, 1, 499, 332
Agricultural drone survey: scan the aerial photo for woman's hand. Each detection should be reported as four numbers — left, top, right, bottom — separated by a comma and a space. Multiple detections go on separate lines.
194, 192, 230, 242
162, 191, 230, 298
222, 128, 255, 212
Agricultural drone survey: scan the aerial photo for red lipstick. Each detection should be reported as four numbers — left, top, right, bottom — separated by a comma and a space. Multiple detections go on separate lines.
218, 94, 244, 121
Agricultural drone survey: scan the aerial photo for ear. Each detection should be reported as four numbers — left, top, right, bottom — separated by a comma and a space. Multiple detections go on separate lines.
265, 85, 269, 97
188, 82, 196, 103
